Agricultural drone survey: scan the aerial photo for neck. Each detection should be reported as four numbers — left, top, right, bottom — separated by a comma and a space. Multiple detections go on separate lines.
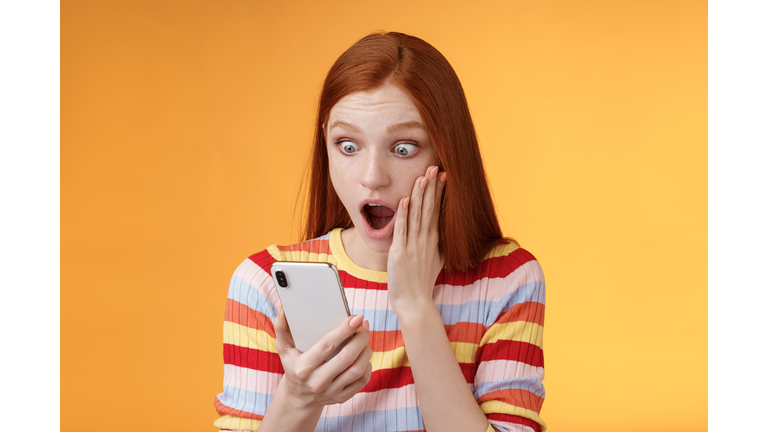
340, 227, 389, 272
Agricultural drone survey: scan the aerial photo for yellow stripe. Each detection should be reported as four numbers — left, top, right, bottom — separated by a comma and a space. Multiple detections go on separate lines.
480, 400, 547, 432
484, 423, 496, 432
213, 415, 262, 431
267, 244, 337, 266
483, 242, 520, 259
370, 342, 478, 370
329, 228, 388, 283
223, 321, 277, 353
480, 321, 544, 349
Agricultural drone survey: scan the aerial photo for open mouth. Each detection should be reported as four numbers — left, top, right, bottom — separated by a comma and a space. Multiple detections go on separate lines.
363, 204, 395, 230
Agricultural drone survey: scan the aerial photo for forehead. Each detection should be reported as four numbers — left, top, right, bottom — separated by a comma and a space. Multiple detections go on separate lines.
328, 83, 423, 124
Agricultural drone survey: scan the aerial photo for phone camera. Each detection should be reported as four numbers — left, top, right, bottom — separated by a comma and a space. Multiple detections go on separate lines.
275, 270, 288, 288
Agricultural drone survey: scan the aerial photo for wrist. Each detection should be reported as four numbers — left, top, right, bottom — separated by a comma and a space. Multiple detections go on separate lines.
391, 298, 439, 327
271, 377, 325, 420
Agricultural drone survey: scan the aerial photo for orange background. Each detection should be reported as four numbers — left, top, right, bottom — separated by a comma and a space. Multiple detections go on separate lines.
62, 1, 707, 431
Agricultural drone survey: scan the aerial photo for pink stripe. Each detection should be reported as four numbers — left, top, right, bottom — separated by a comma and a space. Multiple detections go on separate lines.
503, 261, 544, 298
340, 261, 543, 309
344, 288, 390, 310
223, 364, 282, 395
233, 259, 281, 307
320, 382, 474, 417
475, 359, 545, 383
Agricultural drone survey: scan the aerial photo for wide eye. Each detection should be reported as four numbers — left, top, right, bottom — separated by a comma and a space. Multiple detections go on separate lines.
394, 143, 417, 156
338, 141, 360, 155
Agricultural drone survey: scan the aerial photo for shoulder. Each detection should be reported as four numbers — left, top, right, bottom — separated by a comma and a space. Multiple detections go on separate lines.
247, 230, 334, 265
226, 231, 336, 313
441, 242, 545, 304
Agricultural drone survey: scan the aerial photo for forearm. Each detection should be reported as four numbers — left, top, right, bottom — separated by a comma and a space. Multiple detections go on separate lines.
257, 377, 324, 432
397, 301, 490, 432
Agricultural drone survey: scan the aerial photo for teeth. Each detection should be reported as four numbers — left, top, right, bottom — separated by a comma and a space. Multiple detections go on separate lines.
368, 203, 382, 206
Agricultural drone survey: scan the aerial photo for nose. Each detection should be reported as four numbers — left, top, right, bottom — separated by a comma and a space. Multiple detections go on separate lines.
359, 151, 390, 191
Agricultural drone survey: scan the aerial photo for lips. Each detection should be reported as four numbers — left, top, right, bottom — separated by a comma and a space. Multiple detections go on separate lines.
359, 201, 397, 240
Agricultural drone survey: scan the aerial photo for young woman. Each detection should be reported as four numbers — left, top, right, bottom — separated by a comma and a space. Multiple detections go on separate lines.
214, 32, 546, 432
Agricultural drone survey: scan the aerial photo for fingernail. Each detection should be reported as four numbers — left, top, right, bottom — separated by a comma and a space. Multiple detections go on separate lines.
363, 320, 370, 330
420, 177, 428, 189
440, 172, 447, 182
349, 314, 364, 328
403, 197, 410, 208
430, 166, 438, 179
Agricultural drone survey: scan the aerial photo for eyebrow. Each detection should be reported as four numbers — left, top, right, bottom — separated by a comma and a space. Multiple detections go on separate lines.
327, 120, 426, 134
328, 120, 360, 133
387, 121, 426, 134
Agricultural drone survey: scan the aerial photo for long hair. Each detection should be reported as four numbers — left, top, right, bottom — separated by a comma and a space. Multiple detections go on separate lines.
302, 31, 513, 272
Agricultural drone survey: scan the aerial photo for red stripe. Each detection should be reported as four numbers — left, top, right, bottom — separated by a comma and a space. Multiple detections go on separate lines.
339, 270, 388, 290
276, 238, 332, 255
214, 396, 265, 420
361, 367, 414, 392
437, 248, 537, 286
248, 249, 277, 273
361, 363, 476, 393
494, 302, 545, 327
477, 340, 544, 368
458, 362, 478, 383
223, 343, 284, 374
487, 413, 542, 432
225, 299, 276, 338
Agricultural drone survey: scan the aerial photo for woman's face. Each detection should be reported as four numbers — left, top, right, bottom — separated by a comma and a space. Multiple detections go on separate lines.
326, 82, 438, 254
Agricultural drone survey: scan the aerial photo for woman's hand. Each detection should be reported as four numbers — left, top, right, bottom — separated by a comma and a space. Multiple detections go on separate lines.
387, 165, 447, 316
273, 308, 373, 409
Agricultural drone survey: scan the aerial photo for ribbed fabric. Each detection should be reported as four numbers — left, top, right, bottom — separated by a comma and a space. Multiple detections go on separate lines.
214, 228, 546, 432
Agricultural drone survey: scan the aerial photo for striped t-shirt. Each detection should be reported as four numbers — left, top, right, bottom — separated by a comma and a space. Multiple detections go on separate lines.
214, 228, 546, 432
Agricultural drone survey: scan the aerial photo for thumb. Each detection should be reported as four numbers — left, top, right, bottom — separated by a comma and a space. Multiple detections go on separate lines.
273, 307, 296, 355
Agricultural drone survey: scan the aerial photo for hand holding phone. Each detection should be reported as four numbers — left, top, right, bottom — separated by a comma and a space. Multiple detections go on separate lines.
269, 297, 373, 414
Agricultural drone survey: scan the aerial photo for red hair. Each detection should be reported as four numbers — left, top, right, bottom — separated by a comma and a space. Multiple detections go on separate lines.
302, 32, 513, 272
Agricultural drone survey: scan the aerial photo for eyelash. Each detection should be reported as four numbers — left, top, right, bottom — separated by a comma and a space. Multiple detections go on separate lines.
334, 140, 421, 158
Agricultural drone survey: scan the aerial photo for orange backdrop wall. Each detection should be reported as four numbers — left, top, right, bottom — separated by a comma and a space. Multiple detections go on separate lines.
62, 1, 707, 431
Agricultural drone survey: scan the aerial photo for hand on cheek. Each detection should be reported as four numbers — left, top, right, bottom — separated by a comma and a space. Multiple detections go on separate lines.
386, 165, 447, 315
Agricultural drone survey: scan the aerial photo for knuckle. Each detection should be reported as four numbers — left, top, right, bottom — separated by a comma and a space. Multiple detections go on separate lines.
336, 350, 355, 366
293, 364, 310, 382
349, 364, 365, 380
319, 338, 334, 353
307, 380, 324, 394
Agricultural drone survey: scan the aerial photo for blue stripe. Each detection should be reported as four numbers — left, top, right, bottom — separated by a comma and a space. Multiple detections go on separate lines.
350, 280, 545, 332
316, 405, 425, 432
474, 377, 546, 399
216, 386, 272, 416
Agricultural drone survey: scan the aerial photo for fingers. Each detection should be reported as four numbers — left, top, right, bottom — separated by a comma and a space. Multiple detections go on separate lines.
433, 171, 447, 228
298, 314, 365, 372
314, 319, 370, 383
407, 173, 426, 239
421, 166, 439, 232
274, 307, 297, 355
392, 196, 409, 250
335, 343, 373, 395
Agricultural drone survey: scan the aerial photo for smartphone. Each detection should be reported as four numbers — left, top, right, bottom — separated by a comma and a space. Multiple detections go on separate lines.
270, 262, 352, 360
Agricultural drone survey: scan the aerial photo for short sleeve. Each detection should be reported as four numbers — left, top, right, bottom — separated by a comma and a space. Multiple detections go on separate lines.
474, 250, 547, 432
213, 253, 283, 431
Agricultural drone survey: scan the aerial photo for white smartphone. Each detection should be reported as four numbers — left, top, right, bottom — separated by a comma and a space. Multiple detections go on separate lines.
270, 262, 351, 360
